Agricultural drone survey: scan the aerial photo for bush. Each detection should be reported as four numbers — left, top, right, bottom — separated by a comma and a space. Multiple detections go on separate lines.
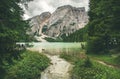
5, 51, 50, 79
72, 59, 120, 79
83, 57, 93, 67
86, 37, 107, 54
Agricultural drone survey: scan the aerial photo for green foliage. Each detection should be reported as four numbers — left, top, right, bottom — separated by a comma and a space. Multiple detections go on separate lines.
83, 57, 93, 67
86, 0, 120, 54
60, 52, 77, 62
44, 37, 63, 42
86, 37, 107, 54
5, 50, 50, 79
60, 50, 120, 79
62, 27, 87, 42
0, 0, 32, 78
88, 54, 120, 66
115, 55, 120, 65
60, 49, 86, 63
72, 59, 120, 79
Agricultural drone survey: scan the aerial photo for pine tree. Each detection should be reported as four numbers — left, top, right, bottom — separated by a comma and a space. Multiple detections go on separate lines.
0, 0, 32, 78
86, 0, 120, 54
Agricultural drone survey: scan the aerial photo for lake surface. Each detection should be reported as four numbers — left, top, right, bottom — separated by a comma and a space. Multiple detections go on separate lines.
29, 42, 83, 55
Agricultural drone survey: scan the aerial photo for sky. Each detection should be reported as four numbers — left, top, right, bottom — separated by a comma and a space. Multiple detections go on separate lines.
23, 0, 89, 20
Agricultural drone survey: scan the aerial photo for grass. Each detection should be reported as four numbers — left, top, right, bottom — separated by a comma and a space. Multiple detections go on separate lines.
88, 54, 120, 66
60, 50, 120, 79
5, 50, 50, 79
60, 50, 86, 63
72, 59, 120, 79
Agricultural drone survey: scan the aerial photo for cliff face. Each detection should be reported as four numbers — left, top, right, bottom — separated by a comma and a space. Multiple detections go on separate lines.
27, 12, 51, 35
28, 5, 88, 38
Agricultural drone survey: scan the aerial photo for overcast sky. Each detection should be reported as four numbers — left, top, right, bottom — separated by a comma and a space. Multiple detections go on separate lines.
23, 0, 89, 20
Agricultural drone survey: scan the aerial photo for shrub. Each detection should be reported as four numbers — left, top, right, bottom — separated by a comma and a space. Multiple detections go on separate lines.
72, 59, 120, 79
5, 51, 50, 79
86, 37, 106, 54
83, 57, 92, 67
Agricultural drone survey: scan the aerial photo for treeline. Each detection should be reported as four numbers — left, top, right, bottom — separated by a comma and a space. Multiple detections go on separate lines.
62, 27, 87, 42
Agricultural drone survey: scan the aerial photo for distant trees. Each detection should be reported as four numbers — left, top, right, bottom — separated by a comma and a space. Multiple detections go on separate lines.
86, 0, 120, 54
62, 27, 87, 42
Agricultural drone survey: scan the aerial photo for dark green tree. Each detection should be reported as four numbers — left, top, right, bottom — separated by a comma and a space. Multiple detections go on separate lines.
86, 0, 120, 54
0, 0, 32, 78
62, 27, 87, 42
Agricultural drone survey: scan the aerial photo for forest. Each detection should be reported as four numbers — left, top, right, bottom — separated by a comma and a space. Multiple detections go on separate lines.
64, 0, 120, 54
0, 0, 120, 79
0, 0, 49, 79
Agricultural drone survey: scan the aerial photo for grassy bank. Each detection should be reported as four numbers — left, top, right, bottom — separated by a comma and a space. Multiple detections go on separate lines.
60, 51, 120, 79
72, 59, 120, 79
88, 54, 120, 67
60, 50, 86, 63
5, 50, 50, 79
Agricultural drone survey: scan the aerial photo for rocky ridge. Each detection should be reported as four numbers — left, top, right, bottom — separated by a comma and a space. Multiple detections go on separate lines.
27, 5, 88, 40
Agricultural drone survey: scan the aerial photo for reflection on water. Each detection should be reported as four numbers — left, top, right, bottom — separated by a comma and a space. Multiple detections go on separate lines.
30, 42, 82, 55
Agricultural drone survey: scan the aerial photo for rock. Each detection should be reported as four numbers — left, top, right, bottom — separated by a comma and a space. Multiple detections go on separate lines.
45, 5, 88, 37
27, 5, 88, 38
27, 12, 51, 36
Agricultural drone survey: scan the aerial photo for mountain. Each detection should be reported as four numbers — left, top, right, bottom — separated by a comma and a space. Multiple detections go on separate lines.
27, 12, 51, 36
27, 5, 88, 41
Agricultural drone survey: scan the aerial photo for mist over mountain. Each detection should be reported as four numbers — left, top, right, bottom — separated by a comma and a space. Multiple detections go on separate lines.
23, 0, 89, 20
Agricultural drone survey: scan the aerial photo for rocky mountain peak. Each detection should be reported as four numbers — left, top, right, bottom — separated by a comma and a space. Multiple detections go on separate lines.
28, 5, 88, 39
57, 5, 73, 9
39, 12, 51, 21
45, 5, 88, 37
27, 12, 51, 35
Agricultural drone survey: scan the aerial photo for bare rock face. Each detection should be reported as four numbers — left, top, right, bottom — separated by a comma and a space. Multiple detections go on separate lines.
28, 5, 88, 38
45, 5, 88, 37
27, 12, 51, 36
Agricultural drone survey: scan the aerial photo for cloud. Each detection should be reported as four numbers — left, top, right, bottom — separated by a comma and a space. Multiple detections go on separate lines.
23, 0, 89, 20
